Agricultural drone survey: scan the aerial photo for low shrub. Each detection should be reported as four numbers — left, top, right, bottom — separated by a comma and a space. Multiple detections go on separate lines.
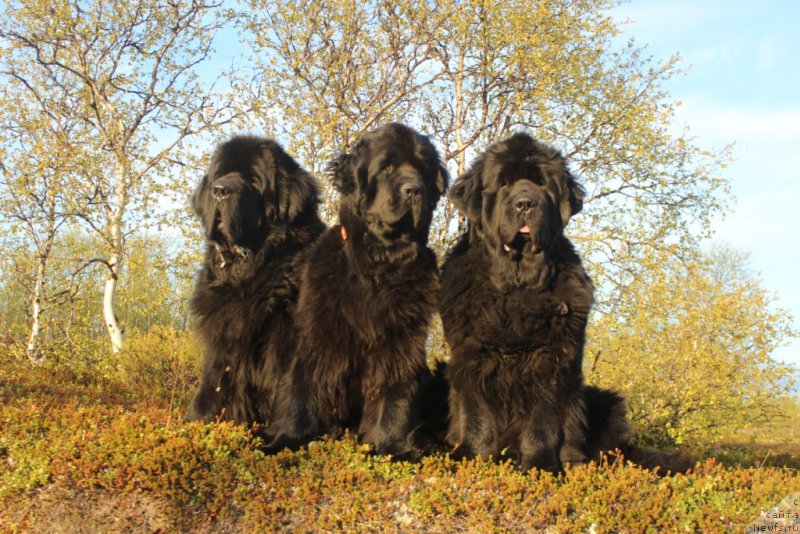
111, 326, 201, 407
1, 351, 798, 532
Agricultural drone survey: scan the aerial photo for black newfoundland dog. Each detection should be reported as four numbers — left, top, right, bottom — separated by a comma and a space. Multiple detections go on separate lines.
439, 133, 630, 471
186, 135, 325, 426
267, 123, 448, 457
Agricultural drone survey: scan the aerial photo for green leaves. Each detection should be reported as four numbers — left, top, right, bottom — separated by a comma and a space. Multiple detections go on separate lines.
588, 245, 797, 449
0, 0, 239, 352
238, 0, 732, 296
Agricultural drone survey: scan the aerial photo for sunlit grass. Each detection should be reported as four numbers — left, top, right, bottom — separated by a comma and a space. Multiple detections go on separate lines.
1, 351, 798, 532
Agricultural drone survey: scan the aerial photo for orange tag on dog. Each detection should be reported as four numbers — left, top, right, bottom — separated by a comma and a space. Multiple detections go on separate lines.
340, 225, 348, 241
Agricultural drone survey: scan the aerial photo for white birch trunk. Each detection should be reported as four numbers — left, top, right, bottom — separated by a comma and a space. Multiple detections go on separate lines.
26, 199, 57, 364
454, 48, 467, 178
103, 165, 127, 353
103, 252, 124, 353
26, 254, 46, 364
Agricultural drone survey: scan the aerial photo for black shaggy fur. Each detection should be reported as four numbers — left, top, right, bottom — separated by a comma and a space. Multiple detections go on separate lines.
267, 123, 448, 457
185, 135, 325, 426
439, 133, 628, 471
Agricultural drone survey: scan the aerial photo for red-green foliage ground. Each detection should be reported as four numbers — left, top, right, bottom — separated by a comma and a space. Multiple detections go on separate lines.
2, 355, 799, 533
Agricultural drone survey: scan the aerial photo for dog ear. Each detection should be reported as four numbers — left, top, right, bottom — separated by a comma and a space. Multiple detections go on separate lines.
327, 152, 357, 195
278, 165, 320, 221
558, 169, 585, 226
245, 139, 319, 222
436, 162, 450, 195
263, 143, 321, 222
541, 155, 584, 227
450, 161, 483, 222
249, 142, 280, 219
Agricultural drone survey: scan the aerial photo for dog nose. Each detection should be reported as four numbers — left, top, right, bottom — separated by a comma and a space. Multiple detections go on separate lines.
402, 183, 423, 201
212, 184, 230, 201
514, 195, 536, 212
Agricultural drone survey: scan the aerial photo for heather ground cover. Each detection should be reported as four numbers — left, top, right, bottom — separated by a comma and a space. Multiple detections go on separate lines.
2, 354, 798, 533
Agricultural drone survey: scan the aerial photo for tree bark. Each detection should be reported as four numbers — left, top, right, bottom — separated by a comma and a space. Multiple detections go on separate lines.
26, 252, 47, 364
103, 253, 124, 353
25, 197, 58, 364
103, 168, 127, 353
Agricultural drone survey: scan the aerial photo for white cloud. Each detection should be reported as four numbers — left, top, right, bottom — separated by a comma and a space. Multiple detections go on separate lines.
757, 36, 779, 73
675, 98, 800, 154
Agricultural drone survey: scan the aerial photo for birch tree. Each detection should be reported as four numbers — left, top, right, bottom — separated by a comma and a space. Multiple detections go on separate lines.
1, 0, 240, 352
239, 0, 730, 305
0, 70, 97, 362
241, 0, 446, 220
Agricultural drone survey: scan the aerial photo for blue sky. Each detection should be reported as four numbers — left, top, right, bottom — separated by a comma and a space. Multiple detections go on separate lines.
609, 1, 800, 371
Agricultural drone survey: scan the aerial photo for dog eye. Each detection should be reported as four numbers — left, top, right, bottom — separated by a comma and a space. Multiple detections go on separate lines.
383, 164, 395, 174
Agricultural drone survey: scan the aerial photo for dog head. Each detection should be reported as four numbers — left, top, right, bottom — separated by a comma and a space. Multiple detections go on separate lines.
450, 133, 584, 260
329, 123, 448, 246
192, 135, 319, 264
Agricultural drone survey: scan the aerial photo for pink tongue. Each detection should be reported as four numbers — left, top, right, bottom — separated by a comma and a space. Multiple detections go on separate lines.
519, 225, 530, 234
